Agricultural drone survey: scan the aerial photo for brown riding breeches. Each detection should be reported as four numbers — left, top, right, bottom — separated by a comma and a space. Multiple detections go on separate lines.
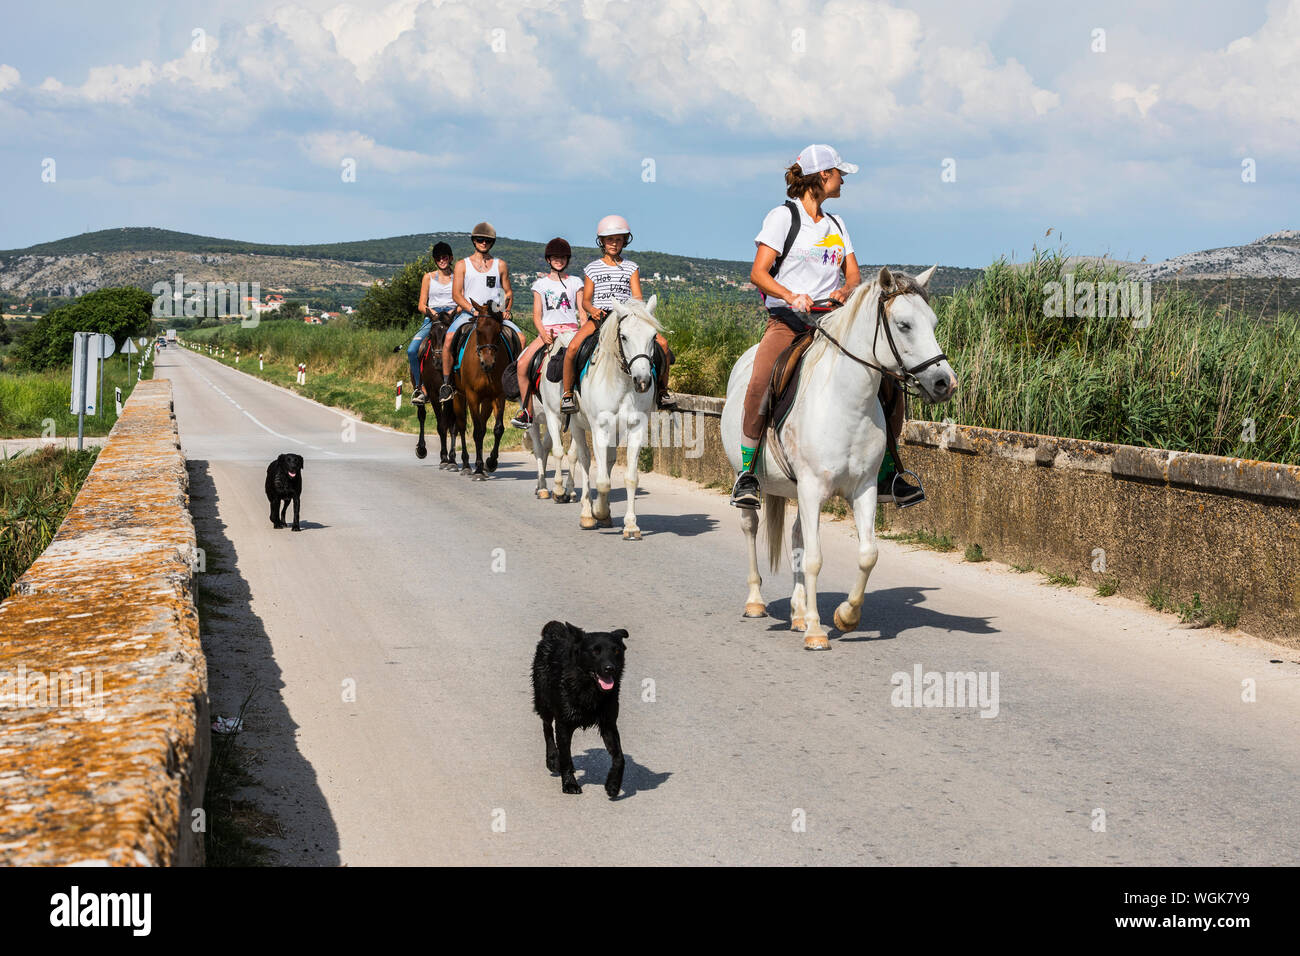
741, 315, 907, 453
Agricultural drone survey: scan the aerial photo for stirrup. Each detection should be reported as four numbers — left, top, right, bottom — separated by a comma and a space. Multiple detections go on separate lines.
560, 392, 578, 413
891, 469, 927, 509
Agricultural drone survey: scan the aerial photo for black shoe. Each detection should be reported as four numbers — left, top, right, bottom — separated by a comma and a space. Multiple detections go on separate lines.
881, 472, 925, 507
411, 386, 428, 405
438, 383, 454, 402
560, 392, 578, 414
730, 471, 761, 509
657, 388, 677, 409
511, 409, 532, 428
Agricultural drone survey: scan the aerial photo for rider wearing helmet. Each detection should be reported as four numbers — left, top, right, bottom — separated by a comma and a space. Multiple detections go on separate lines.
408, 241, 456, 404
730, 144, 923, 509
437, 221, 523, 402
511, 237, 586, 428
559, 214, 676, 414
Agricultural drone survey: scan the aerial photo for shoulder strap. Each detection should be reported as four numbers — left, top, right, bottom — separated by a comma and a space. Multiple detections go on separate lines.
769, 200, 802, 278
826, 212, 844, 235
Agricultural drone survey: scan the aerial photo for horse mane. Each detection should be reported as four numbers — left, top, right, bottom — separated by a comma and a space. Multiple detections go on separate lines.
801, 271, 929, 371
590, 298, 663, 388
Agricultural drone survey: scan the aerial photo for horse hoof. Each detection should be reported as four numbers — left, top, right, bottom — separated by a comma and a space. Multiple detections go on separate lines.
416, 446, 428, 460
743, 602, 768, 618
554, 492, 569, 504
536, 489, 551, 500
579, 516, 598, 530
791, 616, 807, 632
803, 633, 831, 651
622, 528, 641, 540
597, 516, 613, 528
486, 458, 498, 473
833, 603, 860, 632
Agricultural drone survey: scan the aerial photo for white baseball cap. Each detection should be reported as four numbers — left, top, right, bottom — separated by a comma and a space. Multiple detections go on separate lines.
794, 144, 858, 175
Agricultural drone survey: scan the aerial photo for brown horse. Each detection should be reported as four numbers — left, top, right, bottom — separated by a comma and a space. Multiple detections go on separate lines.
448, 301, 522, 479
415, 312, 455, 466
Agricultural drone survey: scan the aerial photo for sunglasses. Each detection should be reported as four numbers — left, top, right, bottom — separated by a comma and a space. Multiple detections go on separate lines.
474, 237, 494, 244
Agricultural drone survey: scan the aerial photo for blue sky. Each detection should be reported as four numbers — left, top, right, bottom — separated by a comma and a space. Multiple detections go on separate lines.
0, 0, 1296, 267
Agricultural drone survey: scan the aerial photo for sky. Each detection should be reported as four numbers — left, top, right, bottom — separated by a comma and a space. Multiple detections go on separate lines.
0, 0, 1296, 267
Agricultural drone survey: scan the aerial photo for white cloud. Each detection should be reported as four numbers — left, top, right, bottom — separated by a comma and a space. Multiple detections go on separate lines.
0, 65, 19, 93
299, 130, 450, 172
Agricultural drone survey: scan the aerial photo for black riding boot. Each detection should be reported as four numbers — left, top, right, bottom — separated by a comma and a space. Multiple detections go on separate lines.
654, 343, 676, 409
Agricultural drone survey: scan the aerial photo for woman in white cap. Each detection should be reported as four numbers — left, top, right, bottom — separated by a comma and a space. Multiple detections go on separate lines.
560, 214, 675, 413
437, 221, 524, 402
730, 144, 923, 510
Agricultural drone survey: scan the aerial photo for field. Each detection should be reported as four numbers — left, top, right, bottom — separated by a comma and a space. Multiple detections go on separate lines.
0, 446, 100, 595
180, 251, 1300, 466
0, 346, 156, 439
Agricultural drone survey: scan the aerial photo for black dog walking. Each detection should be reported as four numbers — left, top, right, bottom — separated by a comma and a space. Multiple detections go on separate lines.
531, 621, 627, 798
265, 453, 304, 531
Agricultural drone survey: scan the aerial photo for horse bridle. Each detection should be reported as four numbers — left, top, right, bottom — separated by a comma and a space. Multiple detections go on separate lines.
611, 313, 654, 377
473, 313, 502, 367
809, 285, 948, 398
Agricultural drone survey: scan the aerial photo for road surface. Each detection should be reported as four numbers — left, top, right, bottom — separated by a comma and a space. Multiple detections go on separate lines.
157, 345, 1300, 866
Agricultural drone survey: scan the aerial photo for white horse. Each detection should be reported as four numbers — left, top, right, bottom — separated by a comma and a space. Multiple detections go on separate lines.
568, 296, 661, 539
720, 267, 957, 650
527, 329, 579, 502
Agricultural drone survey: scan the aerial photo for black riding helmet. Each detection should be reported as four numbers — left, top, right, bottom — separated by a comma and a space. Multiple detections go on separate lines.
544, 237, 571, 263
431, 241, 453, 261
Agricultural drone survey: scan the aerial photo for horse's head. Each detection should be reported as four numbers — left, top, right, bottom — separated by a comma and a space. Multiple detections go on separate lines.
865, 266, 957, 404
468, 298, 505, 371
600, 294, 660, 394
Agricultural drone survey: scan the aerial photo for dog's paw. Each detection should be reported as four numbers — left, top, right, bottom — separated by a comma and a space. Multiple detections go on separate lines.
292, 525, 301, 532
605, 775, 623, 800
545, 755, 557, 773
562, 780, 583, 795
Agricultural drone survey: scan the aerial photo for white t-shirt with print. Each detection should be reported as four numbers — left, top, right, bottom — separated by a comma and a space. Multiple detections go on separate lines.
754, 203, 854, 309
584, 258, 638, 309
531, 275, 583, 330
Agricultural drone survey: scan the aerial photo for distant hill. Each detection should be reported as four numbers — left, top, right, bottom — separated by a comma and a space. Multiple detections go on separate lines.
0, 227, 983, 303
1133, 230, 1300, 281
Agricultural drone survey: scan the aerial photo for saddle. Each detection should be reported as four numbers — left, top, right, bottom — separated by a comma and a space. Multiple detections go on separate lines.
546, 331, 602, 393
766, 331, 815, 432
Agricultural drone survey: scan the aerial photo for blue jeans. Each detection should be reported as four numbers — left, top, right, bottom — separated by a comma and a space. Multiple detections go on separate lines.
408, 308, 456, 386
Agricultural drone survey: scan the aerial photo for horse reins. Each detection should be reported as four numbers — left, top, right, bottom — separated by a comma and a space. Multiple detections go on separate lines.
808, 285, 947, 397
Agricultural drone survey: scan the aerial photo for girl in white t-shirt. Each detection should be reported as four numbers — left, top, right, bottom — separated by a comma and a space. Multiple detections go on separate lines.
511, 238, 585, 428
731, 144, 923, 510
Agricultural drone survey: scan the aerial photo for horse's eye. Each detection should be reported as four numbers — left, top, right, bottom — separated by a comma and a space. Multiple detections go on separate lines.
896, 322, 911, 333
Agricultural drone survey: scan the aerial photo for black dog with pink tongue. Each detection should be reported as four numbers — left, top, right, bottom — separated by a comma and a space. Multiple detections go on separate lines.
265, 453, 304, 532
531, 621, 627, 798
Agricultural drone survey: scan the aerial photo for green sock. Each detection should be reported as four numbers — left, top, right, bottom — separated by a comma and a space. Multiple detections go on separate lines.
741, 445, 757, 473
878, 448, 897, 483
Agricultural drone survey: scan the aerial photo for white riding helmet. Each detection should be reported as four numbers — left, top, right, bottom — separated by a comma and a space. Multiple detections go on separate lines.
596, 214, 632, 246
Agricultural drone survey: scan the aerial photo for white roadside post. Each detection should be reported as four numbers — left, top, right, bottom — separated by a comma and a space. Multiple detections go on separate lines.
259, 352, 264, 371
115, 386, 123, 416
396, 381, 402, 410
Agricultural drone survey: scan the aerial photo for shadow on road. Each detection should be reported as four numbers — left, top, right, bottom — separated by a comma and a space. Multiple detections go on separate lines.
762, 586, 999, 642
572, 748, 672, 800
189, 459, 340, 866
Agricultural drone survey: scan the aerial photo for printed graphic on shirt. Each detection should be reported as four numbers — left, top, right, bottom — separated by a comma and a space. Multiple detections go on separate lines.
544, 289, 573, 311
802, 233, 845, 266
585, 259, 637, 307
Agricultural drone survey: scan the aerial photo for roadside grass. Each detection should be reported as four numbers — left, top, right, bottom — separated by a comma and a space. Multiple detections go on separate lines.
1044, 569, 1079, 588
1095, 577, 1120, 597
0, 446, 99, 595
964, 542, 988, 562
202, 683, 280, 867
879, 528, 956, 552
0, 348, 155, 439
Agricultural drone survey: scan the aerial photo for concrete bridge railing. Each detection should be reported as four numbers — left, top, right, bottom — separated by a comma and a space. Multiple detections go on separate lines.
652, 394, 1300, 646
0, 379, 208, 865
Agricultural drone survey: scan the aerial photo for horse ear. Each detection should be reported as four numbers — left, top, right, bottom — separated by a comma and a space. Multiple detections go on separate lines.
468, 298, 482, 313
645, 294, 657, 314
877, 267, 894, 291
915, 265, 937, 290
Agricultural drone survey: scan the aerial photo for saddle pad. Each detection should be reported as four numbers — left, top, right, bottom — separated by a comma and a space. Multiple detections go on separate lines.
769, 331, 814, 432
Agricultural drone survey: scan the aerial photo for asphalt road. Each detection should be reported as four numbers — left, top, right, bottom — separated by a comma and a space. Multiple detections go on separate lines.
158, 344, 1300, 866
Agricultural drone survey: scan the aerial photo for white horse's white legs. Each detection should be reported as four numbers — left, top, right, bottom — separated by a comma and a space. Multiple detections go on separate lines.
835, 486, 881, 632
590, 413, 614, 528
528, 412, 550, 499
740, 507, 766, 617
795, 478, 829, 650
789, 511, 808, 631
622, 411, 645, 540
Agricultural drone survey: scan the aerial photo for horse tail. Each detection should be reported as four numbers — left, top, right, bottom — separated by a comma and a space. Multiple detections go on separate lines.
764, 493, 788, 573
